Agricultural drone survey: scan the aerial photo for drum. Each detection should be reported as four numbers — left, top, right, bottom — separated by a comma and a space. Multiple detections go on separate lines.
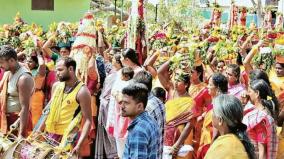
2, 133, 79, 159
2, 139, 55, 159
0, 134, 14, 154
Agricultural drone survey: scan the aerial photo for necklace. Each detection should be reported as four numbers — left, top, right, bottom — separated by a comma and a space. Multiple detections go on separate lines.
64, 80, 80, 94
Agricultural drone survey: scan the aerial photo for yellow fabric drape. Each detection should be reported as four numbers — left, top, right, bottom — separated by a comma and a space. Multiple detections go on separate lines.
45, 82, 83, 135
205, 134, 249, 159
200, 110, 213, 147
165, 97, 194, 123
188, 83, 207, 99
165, 97, 195, 159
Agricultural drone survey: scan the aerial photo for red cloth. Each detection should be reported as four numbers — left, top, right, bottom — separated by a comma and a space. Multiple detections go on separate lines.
7, 112, 32, 137
241, 70, 249, 87
243, 108, 278, 159
45, 71, 57, 101
164, 111, 195, 146
193, 88, 211, 116
0, 69, 4, 81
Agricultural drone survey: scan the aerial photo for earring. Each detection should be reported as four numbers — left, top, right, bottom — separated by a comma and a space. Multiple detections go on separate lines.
218, 122, 222, 126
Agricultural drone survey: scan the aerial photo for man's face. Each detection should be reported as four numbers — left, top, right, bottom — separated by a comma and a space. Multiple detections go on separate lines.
56, 60, 70, 82
120, 94, 142, 118
275, 63, 284, 77
0, 58, 12, 71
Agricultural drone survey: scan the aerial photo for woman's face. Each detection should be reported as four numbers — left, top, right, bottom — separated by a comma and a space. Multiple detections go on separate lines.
275, 63, 284, 77
247, 87, 258, 105
212, 110, 222, 130
226, 68, 237, 85
217, 62, 225, 73
26, 57, 37, 70
112, 56, 122, 70
190, 69, 199, 82
120, 56, 129, 67
208, 77, 218, 97
174, 80, 187, 93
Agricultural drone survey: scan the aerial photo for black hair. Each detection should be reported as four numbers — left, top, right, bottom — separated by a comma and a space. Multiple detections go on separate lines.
58, 57, 77, 71
236, 51, 243, 65
114, 53, 123, 68
249, 69, 271, 88
183, 74, 190, 91
0, 45, 17, 60
122, 48, 140, 66
60, 46, 71, 52
276, 62, 284, 68
211, 73, 228, 94
121, 67, 134, 80
250, 79, 279, 120
218, 60, 225, 64
122, 83, 149, 109
152, 87, 166, 102
194, 65, 204, 82
227, 64, 241, 83
29, 55, 39, 68
133, 70, 153, 92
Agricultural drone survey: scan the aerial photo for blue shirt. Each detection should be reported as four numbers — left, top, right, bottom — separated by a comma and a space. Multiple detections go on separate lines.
146, 93, 165, 159
123, 111, 160, 159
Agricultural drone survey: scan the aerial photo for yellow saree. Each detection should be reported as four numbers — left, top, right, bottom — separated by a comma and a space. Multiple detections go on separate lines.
165, 97, 195, 159
205, 134, 249, 159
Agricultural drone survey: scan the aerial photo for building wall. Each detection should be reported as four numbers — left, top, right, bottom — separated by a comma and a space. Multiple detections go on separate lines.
0, 0, 90, 28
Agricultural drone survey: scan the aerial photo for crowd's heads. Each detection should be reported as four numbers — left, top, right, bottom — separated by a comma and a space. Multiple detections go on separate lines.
226, 64, 240, 85
112, 53, 123, 69
26, 55, 39, 70
174, 71, 190, 93
275, 62, 284, 77
121, 66, 134, 81
208, 73, 228, 97
248, 79, 279, 120
133, 70, 153, 93
212, 92, 256, 159
121, 83, 149, 118
0, 45, 18, 71
192, 65, 204, 82
152, 87, 166, 103
121, 48, 140, 67
212, 94, 245, 131
56, 57, 76, 82
249, 69, 271, 87
216, 60, 225, 73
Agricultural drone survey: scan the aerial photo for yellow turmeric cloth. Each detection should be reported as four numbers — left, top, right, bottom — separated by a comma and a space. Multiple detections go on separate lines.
269, 70, 284, 159
205, 134, 249, 159
270, 70, 284, 98
165, 97, 195, 159
199, 110, 213, 148
45, 81, 84, 135
188, 82, 207, 99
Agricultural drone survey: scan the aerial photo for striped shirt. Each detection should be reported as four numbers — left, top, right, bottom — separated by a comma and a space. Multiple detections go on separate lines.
123, 112, 160, 159
146, 93, 165, 159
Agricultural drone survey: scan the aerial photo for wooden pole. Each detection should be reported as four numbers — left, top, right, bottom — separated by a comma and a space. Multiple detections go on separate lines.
121, 0, 124, 21
115, 0, 117, 17
155, 4, 158, 22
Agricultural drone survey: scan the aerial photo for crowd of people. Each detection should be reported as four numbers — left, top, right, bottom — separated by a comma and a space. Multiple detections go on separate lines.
2, 3, 284, 159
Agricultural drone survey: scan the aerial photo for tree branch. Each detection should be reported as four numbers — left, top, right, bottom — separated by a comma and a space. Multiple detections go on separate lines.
250, 0, 256, 6
90, 1, 129, 19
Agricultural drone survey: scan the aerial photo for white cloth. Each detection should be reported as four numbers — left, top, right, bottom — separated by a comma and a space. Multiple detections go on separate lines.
115, 137, 126, 158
